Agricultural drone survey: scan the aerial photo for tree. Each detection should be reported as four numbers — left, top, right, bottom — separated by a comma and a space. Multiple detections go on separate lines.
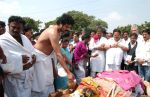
144, 21, 150, 27
117, 24, 131, 33
44, 10, 108, 32
116, 21, 150, 34
67, 10, 94, 31
45, 20, 56, 28
88, 19, 108, 30
23, 17, 42, 32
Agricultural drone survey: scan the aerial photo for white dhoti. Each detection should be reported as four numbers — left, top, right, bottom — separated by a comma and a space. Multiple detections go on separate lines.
74, 59, 87, 84
32, 49, 56, 97
31, 85, 54, 97
106, 48, 123, 70
89, 37, 107, 77
4, 69, 33, 97
90, 51, 105, 77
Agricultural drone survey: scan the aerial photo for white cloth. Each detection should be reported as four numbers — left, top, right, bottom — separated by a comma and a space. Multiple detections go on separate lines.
31, 85, 55, 97
70, 41, 78, 47
122, 38, 130, 46
89, 37, 107, 72
136, 39, 150, 66
74, 59, 87, 84
0, 32, 35, 97
137, 34, 143, 44
32, 49, 56, 93
130, 42, 137, 49
106, 38, 128, 70
0, 32, 34, 73
70, 40, 79, 59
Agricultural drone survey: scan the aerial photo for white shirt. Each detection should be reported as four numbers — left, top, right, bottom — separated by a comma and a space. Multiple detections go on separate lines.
122, 38, 130, 46
89, 37, 107, 72
70, 41, 78, 47
130, 42, 137, 49
136, 39, 150, 66
137, 34, 143, 44
106, 38, 128, 66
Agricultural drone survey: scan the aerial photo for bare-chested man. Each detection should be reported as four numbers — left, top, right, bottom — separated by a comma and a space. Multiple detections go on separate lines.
32, 14, 74, 97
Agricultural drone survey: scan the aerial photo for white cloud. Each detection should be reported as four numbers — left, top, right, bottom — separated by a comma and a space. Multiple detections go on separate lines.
0, 0, 21, 20
102, 11, 123, 32
103, 11, 123, 22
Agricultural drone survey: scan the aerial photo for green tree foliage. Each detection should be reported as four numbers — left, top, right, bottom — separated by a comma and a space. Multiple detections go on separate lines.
23, 17, 42, 32
117, 24, 131, 33
139, 21, 150, 32
88, 19, 108, 30
144, 21, 150, 27
117, 21, 150, 34
67, 11, 94, 31
45, 20, 56, 28
45, 10, 107, 32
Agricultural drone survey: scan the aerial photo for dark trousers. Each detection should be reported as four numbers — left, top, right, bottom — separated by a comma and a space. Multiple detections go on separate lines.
138, 65, 150, 82
0, 83, 4, 97
120, 59, 125, 70
124, 64, 138, 74
0, 67, 4, 97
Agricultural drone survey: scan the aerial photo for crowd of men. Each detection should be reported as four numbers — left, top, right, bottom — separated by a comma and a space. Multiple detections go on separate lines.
0, 14, 150, 97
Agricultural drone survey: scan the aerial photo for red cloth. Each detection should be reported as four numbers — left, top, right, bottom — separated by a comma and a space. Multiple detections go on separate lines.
93, 35, 99, 42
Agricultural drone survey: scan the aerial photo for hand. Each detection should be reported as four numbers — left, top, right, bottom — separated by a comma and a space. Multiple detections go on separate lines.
1, 55, 7, 64
127, 60, 133, 64
23, 62, 33, 70
82, 54, 89, 59
111, 44, 118, 48
92, 53, 98, 57
69, 45, 74, 52
67, 72, 74, 81
101, 43, 105, 47
0, 47, 4, 58
137, 59, 145, 65
3, 71, 11, 78
0, 47, 7, 64
31, 54, 36, 65
94, 47, 98, 50
22, 55, 30, 64
74, 64, 79, 70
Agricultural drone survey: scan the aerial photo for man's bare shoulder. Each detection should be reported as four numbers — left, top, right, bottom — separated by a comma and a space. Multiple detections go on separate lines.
46, 25, 59, 36
37, 25, 59, 42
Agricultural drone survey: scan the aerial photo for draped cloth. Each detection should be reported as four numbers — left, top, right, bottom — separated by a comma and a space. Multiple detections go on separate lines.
31, 49, 56, 97
0, 32, 35, 97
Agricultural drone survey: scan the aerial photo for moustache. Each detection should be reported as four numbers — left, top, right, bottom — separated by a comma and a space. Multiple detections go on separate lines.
65, 30, 70, 32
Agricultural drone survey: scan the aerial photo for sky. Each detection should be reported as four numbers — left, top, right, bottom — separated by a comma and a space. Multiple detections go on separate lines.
0, 0, 150, 32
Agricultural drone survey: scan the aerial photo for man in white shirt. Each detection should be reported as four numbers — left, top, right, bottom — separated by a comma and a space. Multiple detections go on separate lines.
121, 31, 130, 70
89, 30, 107, 77
69, 32, 80, 58
122, 31, 130, 45
131, 24, 143, 44
136, 28, 150, 82
105, 29, 128, 70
